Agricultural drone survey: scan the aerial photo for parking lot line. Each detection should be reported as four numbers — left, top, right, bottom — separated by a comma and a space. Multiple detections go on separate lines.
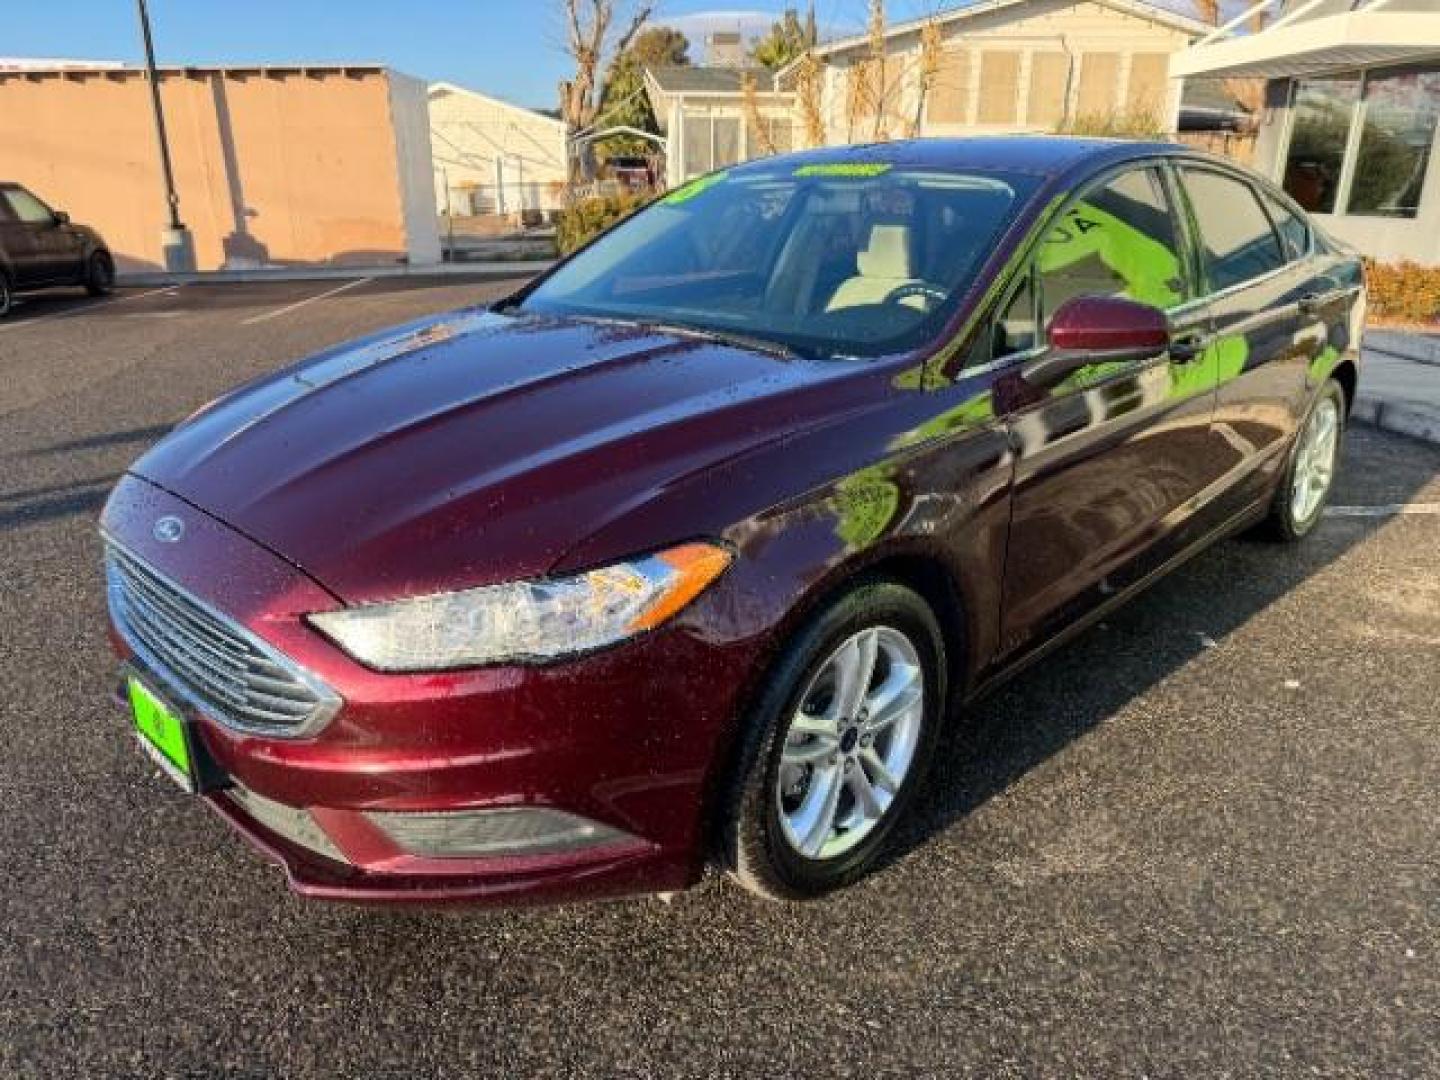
0, 285, 179, 333
240, 277, 373, 326
1326, 502, 1440, 517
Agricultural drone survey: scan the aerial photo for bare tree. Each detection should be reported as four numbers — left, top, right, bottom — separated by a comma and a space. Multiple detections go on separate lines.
867, 0, 889, 140
557, 0, 653, 181
907, 19, 943, 138
741, 72, 778, 157
795, 51, 826, 148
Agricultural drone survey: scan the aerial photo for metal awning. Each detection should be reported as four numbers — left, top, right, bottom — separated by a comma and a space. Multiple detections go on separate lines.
1171, 6, 1440, 80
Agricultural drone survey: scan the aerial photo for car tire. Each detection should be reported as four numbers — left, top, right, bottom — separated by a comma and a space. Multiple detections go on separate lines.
720, 578, 947, 901
0, 271, 11, 319
84, 251, 115, 297
1261, 378, 1346, 542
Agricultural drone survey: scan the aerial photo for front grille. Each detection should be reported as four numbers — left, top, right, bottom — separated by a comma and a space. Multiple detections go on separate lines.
105, 541, 339, 737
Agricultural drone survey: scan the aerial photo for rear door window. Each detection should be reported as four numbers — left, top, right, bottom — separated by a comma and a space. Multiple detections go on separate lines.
1260, 191, 1310, 262
1178, 167, 1287, 292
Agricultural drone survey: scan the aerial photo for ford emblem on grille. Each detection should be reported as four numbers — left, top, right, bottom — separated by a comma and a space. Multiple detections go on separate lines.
152, 516, 185, 543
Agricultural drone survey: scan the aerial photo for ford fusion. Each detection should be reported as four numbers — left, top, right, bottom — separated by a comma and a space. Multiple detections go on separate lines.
102, 139, 1364, 905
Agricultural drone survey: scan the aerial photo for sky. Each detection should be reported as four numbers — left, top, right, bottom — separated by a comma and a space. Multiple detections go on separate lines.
1, 0, 947, 110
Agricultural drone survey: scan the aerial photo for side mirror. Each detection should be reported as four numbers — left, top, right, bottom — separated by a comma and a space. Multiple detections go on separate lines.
1047, 295, 1169, 353
1020, 295, 1170, 389
52, 210, 70, 225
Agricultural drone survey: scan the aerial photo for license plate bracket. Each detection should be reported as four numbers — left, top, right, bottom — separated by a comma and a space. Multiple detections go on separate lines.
125, 673, 228, 794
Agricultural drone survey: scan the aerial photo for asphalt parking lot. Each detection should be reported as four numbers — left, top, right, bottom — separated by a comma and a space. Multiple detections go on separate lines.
2, 279, 1438, 1078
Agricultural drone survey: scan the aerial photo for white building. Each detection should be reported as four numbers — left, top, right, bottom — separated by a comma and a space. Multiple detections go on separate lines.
1172, 0, 1440, 265
428, 82, 568, 217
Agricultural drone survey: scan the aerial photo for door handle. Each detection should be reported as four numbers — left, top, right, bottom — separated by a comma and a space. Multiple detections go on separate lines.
1169, 332, 1210, 364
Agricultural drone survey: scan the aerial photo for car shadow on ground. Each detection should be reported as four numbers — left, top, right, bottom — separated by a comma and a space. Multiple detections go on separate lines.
879, 428, 1440, 873
0, 289, 108, 325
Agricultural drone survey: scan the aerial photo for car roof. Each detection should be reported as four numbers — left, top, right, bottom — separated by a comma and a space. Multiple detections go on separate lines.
736, 136, 1188, 178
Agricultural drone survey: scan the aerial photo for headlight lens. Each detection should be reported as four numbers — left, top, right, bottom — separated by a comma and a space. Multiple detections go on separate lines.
308, 542, 731, 671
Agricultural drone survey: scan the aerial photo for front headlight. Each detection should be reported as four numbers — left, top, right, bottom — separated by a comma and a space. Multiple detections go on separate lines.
308, 542, 732, 671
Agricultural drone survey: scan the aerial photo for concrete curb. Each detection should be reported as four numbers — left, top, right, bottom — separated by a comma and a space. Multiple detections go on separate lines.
1353, 396, 1440, 447
116, 260, 553, 287
1364, 330, 1440, 367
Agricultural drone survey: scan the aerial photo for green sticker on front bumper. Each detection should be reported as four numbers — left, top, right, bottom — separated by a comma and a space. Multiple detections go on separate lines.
128, 677, 191, 779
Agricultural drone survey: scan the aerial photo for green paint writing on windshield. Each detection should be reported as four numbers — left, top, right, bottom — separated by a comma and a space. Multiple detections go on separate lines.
662, 171, 729, 205
793, 163, 893, 179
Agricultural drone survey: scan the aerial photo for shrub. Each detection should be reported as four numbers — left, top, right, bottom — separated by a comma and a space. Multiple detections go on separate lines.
556, 193, 649, 255
1054, 110, 1166, 140
1363, 259, 1440, 325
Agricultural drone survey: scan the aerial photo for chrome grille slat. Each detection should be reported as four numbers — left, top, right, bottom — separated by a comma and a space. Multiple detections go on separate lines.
120, 555, 266, 662
105, 540, 340, 738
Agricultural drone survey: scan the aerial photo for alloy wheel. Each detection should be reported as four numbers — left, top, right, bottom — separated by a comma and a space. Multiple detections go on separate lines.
775, 626, 925, 861
1291, 396, 1340, 524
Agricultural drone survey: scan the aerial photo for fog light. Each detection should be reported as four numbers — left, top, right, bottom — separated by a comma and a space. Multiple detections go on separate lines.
365, 807, 631, 859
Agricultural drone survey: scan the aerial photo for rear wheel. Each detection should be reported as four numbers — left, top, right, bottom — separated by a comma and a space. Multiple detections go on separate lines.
84, 250, 115, 296
0, 271, 11, 318
1262, 378, 1345, 541
721, 579, 946, 900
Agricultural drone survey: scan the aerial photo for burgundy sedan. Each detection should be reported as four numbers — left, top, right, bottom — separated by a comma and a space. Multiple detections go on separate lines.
102, 139, 1364, 905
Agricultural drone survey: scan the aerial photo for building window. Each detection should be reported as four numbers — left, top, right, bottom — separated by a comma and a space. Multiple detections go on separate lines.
1076, 53, 1119, 118
1282, 64, 1439, 219
977, 51, 1020, 125
1027, 53, 1069, 128
1348, 67, 1440, 219
929, 48, 970, 124
1128, 53, 1170, 122
1283, 75, 1361, 213
681, 113, 742, 178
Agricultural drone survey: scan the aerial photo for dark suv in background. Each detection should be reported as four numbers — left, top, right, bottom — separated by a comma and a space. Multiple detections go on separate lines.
0, 182, 114, 317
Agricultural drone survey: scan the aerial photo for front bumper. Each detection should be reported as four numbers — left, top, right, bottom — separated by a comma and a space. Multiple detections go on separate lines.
102, 473, 760, 905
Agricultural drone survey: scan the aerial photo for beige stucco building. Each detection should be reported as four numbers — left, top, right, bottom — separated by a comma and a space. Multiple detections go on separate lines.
0, 63, 440, 272
645, 0, 1209, 187
799, 0, 1209, 142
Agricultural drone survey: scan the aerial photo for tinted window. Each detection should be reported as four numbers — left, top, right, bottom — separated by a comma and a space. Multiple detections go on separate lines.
1262, 191, 1309, 261
3, 187, 54, 225
1036, 166, 1188, 324
524, 165, 1036, 358
1179, 168, 1286, 292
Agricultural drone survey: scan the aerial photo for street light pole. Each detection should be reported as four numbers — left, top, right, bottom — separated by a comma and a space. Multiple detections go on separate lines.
134, 0, 195, 271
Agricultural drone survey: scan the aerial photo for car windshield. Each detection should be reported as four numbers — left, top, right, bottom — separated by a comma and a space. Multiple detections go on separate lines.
518, 163, 1037, 358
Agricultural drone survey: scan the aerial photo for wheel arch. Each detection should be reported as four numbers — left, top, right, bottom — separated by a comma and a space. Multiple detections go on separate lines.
700, 542, 975, 864
1331, 357, 1358, 417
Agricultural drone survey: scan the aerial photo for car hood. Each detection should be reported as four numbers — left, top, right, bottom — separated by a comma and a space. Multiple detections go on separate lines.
133, 308, 868, 602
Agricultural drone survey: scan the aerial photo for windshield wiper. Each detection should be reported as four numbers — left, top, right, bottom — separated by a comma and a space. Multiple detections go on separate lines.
633, 320, 811, 361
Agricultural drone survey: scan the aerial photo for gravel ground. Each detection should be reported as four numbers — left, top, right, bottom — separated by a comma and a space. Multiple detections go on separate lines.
1, 280, 1437, 1078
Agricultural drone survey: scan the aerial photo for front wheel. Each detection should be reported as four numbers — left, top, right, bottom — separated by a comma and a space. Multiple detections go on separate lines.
84, 250, 115, 296
1262, 378, 1345, 541
0, 272, 11, 318
721, 579, 946, 901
